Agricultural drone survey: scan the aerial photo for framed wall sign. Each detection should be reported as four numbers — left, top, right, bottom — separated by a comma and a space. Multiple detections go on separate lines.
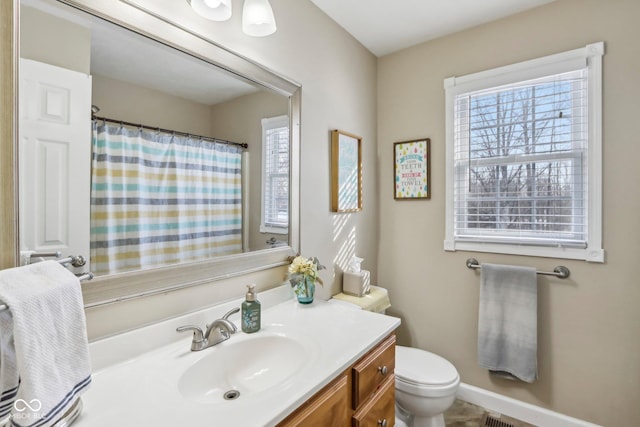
331, 129, 362, 212
394, 138, 430, 200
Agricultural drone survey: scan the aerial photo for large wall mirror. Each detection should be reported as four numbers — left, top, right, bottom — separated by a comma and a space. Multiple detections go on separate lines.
9, 0, 300, 306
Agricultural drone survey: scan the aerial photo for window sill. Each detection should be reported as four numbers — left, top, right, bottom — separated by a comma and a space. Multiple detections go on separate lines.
260, 225, 288, 235
444, 240, 604, 263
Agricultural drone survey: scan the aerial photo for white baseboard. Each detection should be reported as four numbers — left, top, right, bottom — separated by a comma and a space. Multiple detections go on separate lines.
456, 383, 602, 427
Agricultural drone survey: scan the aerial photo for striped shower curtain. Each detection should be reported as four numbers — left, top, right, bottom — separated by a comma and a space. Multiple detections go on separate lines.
90, 122, 243, 275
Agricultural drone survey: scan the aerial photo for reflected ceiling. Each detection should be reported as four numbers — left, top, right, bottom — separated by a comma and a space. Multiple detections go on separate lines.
23, 0, 259, 105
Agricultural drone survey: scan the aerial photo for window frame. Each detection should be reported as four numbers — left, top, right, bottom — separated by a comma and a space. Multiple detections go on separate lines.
260, 115, 289, 235
444, 42, 604, 262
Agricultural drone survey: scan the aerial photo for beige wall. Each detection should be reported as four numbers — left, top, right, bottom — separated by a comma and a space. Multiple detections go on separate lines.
20, 6, 90, 74
209, 91, 288, 252
377, 0, 640, 425
92, 74, 214, 137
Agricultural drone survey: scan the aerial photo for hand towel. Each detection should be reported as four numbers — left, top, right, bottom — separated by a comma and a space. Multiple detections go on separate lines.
477, 263, 537, 383
0, 261, 91, 427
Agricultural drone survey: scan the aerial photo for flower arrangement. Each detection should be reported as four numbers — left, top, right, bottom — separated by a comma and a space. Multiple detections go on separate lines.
288, 255, 325, 303
288, 255, 325, 285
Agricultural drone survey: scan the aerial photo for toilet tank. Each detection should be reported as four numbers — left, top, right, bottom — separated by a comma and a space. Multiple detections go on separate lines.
330, 286, 391, 314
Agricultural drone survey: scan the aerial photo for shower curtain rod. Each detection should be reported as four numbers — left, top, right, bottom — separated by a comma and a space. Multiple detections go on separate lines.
91, 115, 248, 149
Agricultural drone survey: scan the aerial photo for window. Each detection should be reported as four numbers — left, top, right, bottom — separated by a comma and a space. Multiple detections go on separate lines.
261, 115, 289, 234
444, 42, 604, 262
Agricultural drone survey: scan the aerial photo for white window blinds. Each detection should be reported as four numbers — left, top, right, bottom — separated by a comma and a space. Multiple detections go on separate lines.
454, 70, 588, 247
444, 42, 604, 262
261, 116, 289, 233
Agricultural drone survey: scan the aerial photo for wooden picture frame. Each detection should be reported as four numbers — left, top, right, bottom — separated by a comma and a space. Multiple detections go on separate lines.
394, 138, 430, 200
331, 129, 362, 212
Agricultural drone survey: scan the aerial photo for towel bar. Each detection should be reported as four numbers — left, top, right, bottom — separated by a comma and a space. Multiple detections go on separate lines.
29, 251, 62, 259
466, 258, 570, 279
0, 261, 93, 312
21, 252, 87, 268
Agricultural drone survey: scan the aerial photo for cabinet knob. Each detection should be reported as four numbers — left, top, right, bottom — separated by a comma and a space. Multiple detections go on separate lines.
377, 419, 387, 427
377, 365, 388, 375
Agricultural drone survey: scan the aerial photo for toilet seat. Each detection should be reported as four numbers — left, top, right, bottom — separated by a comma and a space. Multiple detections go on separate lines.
395, 346, 460, 397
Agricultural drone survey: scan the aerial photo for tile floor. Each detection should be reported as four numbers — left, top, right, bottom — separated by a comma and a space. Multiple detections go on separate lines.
444, 399, 535, 427
444, 400, 487, 427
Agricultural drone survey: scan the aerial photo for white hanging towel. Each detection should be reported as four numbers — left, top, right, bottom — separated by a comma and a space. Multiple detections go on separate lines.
0, 261, 91, 427
478, 263, 538, 383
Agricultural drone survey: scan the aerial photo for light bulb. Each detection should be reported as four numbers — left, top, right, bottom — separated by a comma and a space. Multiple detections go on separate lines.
188, 0, 232, 21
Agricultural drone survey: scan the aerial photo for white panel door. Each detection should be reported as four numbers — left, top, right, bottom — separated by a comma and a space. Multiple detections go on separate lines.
19, 58, 92, 273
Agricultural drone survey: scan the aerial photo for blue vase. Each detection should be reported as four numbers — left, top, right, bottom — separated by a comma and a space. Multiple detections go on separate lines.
294, 277, 315, 304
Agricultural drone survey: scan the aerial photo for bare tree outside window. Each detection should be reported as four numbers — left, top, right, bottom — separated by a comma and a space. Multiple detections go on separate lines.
265, 125, 290, 225
261, 115, 289, 233
455, 71, 587, 243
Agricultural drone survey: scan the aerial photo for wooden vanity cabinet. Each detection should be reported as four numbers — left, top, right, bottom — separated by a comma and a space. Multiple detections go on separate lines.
277, 333, 396, 427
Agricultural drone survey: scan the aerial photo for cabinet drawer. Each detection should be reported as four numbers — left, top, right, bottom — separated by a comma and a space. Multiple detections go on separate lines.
352, 374, 395, 427
352, 334, 396, 409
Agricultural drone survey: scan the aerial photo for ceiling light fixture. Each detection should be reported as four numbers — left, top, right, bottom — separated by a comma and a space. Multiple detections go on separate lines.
242, 0, 277, 37
188, 0, 277, 37
188, 0, 232, 22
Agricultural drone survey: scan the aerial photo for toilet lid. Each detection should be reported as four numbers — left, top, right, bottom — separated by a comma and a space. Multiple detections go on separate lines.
395, 346, 459, 386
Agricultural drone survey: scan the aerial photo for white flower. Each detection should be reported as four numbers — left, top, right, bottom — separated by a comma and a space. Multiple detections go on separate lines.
288, 255, 325, 285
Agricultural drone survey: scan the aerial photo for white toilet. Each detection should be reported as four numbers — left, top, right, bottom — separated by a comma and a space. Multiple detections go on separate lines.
394, 345, 460, 427
329, 289, 460, 427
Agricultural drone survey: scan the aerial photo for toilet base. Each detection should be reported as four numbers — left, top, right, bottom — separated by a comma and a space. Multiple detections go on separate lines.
396, 416, 445, 427
396, 405, 445, 427
412, 414, 445, 427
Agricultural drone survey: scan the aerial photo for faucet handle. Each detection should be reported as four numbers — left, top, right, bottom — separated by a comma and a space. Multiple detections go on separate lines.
222, 307, 240, 320
176, 325, 205, 343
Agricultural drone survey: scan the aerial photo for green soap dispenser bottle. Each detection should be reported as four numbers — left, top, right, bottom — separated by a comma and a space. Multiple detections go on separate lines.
241, 284, 261, 333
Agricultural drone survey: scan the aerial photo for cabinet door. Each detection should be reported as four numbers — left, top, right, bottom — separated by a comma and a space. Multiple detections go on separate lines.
277, 374, 349, 427
352, 374, 395, 427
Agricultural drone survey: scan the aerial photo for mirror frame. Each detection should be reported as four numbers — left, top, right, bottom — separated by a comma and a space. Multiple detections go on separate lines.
1, 0, 300, 307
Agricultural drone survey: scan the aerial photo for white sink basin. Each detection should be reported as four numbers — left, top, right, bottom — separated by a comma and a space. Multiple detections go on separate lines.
78, 291, 401, 427
178, 333, 311, 404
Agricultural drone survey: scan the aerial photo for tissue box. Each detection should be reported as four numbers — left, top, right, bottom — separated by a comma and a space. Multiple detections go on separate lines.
342, 270, 371, 297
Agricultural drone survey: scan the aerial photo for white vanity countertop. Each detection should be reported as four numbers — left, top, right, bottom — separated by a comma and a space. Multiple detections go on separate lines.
75, 285, 400, 427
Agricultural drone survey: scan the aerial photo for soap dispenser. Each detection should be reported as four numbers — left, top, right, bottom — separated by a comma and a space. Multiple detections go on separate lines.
241, 284, 261, 333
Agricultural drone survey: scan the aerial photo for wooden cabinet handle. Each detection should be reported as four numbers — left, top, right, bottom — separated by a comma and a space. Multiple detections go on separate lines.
377, 419, 387, 427
377, 366, 388, 375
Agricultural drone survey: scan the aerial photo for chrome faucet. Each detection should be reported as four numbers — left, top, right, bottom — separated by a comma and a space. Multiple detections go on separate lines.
176, 307, 240, 351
